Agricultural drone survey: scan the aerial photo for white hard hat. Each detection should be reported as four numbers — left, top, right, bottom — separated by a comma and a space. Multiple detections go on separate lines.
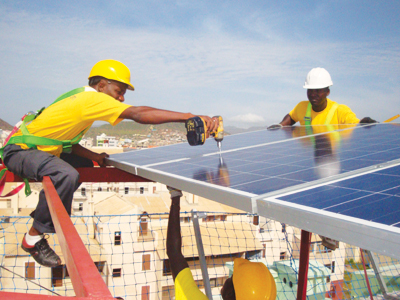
303, 67, 333, 89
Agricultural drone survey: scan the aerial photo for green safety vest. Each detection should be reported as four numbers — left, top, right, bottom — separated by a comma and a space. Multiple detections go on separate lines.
0, 87, 91, 196
304, 102, 341, 145
304, 102, 339, 126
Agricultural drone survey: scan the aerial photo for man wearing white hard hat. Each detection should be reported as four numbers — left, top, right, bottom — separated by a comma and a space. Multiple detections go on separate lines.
278, 67, 376, 126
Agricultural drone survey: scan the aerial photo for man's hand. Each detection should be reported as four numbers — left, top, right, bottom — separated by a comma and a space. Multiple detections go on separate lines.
359, 117, 377, 124
198, 116, 219, 137
267, 123, 283, 130
95, 152, 110, 167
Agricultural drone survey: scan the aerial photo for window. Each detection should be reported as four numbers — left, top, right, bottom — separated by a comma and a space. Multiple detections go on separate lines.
163, 260, 172, 276
51, 265, 69, 287
78, 203, 83, 211
25, 262, 35, 279
98, 187, 102, 192
142, 254, 151, 271
153, 186, 156, 193
309, 242, 319, 252
259, 228, 265, 233
139, 220, 148, 236
203, 215, 215, 222
112, 268, 122, 277
95, 261, 106, 275
210, 278, 217, 287
253, 215, 259, 225
289, 281, 293, 288
280, 251, 286, 260
140, 187, 144, 194
262, 244, 266, 258
281, 223, 286, 233
114, 231, 121, 246
141, 285, 150, 300
332, 261, 335, 273
181, 217, 191, 223
125, 187, 129, 195
81, 187, 86, 196
283, 277, 287, 284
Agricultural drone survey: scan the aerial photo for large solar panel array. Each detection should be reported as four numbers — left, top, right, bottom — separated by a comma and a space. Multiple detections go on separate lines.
108, 123, 400, 259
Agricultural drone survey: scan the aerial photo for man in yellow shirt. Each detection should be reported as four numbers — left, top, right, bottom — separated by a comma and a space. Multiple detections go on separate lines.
166, 187, 276, 300
271, 67, 376, 250
2, 60, 220, 268
278, 67, 376, 127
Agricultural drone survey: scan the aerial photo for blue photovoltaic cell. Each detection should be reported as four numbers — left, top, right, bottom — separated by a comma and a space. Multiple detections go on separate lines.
109, 123, 400, 257
277, 164, 400, 227
112, 124, 400, 195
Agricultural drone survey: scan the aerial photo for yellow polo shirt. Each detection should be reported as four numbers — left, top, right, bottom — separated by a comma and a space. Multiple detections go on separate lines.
13, 86, 130, 157
175, 268, 208, 300
289, 98, 360, 125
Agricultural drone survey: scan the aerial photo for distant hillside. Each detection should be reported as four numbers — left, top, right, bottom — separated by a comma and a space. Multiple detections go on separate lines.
85, 121, 186, 139
0, 119, 13, 131
224, 125, 266, 135
85, 122, 265, 139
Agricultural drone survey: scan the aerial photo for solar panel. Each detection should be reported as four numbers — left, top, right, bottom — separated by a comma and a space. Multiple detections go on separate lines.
108, 123, 400, 259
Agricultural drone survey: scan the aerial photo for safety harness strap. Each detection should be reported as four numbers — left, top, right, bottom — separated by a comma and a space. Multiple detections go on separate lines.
0, 86, 89, 197
304, 102, 339, 126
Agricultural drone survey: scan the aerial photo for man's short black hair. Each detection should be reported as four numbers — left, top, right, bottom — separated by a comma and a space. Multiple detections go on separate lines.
88, 76, 105, 87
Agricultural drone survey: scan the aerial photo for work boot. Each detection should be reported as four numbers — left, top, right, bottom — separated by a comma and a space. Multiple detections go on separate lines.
21, 234, 61, 267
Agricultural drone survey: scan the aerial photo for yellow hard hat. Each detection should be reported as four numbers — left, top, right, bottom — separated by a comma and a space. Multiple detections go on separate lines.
88, 59, 135, 90
232, 258, 277, 300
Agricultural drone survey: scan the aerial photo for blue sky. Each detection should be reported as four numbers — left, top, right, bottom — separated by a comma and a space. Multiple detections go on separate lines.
1, 1, 399, 128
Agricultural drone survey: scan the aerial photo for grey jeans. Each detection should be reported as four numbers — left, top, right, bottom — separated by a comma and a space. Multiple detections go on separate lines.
3, 144, 93, 233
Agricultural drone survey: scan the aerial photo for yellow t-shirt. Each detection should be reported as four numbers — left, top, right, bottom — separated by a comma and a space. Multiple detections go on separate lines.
175, 268, 208, 300
289, 98, 360, 125
13, 86, 131, 157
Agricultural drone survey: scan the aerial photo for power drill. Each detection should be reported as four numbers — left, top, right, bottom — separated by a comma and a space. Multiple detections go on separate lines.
185, 116, 224, 151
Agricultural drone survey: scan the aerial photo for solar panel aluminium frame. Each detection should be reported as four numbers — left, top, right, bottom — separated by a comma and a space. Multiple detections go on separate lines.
107, 124, 400, 260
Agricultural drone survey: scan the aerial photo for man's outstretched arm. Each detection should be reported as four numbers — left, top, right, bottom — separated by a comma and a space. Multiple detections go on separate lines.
119, 106, 219, 133
279, 114, 296, 126
166, 188, 189, 281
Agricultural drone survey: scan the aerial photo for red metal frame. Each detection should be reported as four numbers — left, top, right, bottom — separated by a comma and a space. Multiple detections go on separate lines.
42, 176, 114, 298
0, 165, 152, 183
0, 164, 149, 299
0, 291, 115, 300
297, 230, 311, 300
0, 176, 117, 299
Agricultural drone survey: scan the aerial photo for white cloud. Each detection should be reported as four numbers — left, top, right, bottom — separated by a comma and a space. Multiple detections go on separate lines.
0, 4, 399, 128
229, 113, 265, 123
